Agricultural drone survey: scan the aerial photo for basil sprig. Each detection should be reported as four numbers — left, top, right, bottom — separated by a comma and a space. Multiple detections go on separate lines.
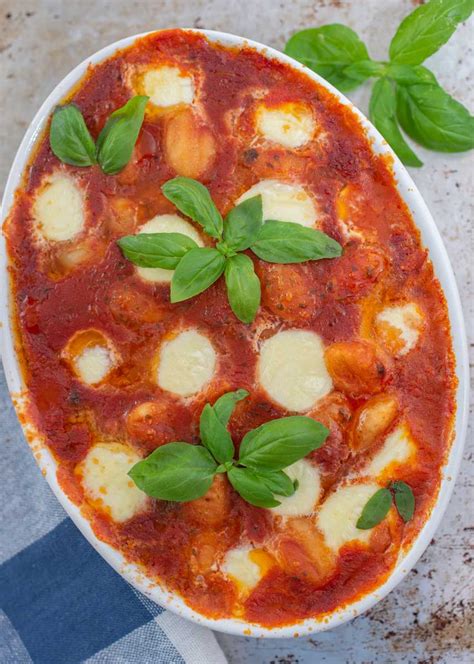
285, 0, 474, 166
397, 82, 474, 152
389, 0, 473, 65
129, 442, 217, 502
118, 177, 342, 324
391, 480, 416, 523
162, 178, 224, 240
222, 195, 263, 251
251, 220, 342, 263
357, 481, 416, 530
49, 95, 149, 174
129, 389, 329, 507
213, 388, 249, 425
171, 247, 226, 302
369, 79, 422, 168
50, 105, 97, 167
199, 402, 235, 463
238, 416, 327, 470
96, 96, 149, 174
224, 254, 261, 324
356, 488, 393, 529
117, 233, 199, 269
285, 24, 370, 92
226, 466, 281, 508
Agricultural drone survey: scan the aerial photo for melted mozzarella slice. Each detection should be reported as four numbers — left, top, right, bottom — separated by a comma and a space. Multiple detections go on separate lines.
74, 345, 114, 385
258, 329, 332, 412
375, 303, 424, 356
136, 214, 203, 283
221, 546, 261, 589
221, 546, 273, 591
256, 102, 315, 148
141, 65, 195, 107
236, 180, 317, 227
157, 329, 216, 397
64, 329, 117, 386
33, 173, 85, 241
317, 482, 381, 553
79, 443, 148, 522
270, 459, 321, 516
365, 423, 416, 479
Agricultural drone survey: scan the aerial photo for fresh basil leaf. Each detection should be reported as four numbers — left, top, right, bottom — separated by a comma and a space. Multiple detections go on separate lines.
228, 466, 281, 508
224, 254, 261, 324
251, 221, 342, 264
344, 60, 387, 82
223, 195, 263, 252
285, 25, 370, 92
239, 416, 329, 471
129, 442, 217, 501
199, 403, 235, 463
170, 247, 226, 303
257, 468, 296, 498
369, 78, 423, 167
391, 480, 415, 522
213, 389, 249, 426
49, 104, 96, 167
397, 81, 474, 152
356, 488, 392, 529
389, 0, 474, 65
386, 63, 437, 85
162, 177, 224, 240
117, 232, 198, 268
96, 95, 148, 175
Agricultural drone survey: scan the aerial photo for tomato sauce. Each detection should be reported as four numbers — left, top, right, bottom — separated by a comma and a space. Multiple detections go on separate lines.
4, 30, 456, 628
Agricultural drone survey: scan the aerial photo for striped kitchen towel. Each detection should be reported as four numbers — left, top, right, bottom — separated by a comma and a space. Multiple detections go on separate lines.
0, 370, 227, 664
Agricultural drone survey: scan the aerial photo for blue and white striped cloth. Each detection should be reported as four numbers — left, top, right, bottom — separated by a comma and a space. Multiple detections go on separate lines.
0, 370, 227, 664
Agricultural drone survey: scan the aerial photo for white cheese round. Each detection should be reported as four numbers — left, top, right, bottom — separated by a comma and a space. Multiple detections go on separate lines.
270, 459, 321, 516
256, 103, 315, 148
317, 482, 382, 553
365, 424, 415, 479
157, 329, 216, 397
142, 65, 195, 107
258, 329, 332, 412
221, 546, 262, 590
33, 173, 84, 242
375, 302, 424, 356
73, 344, 114, 385
236, 180, 317, 227
79, 443, 148, 522
136, 214, 203, 283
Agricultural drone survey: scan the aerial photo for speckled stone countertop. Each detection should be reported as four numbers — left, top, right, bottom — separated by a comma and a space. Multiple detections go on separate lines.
0, 2, 472, 662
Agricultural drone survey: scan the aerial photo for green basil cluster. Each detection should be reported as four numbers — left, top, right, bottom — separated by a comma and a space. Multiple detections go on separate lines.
49, 96, 149, 174
357, 480, 415, 529
285, 0, 474, 167
118, 176, 342, 324
128, 389, 329, 507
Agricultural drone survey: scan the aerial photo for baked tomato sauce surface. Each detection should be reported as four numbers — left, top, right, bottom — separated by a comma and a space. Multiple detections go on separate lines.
4, 30, 456, 628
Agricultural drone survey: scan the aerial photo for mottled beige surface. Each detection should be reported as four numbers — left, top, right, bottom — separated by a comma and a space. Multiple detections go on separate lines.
0, 1, 472, 662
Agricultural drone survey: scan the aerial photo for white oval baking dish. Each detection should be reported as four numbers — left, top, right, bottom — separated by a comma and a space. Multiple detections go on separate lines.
0, 29, 469, 638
